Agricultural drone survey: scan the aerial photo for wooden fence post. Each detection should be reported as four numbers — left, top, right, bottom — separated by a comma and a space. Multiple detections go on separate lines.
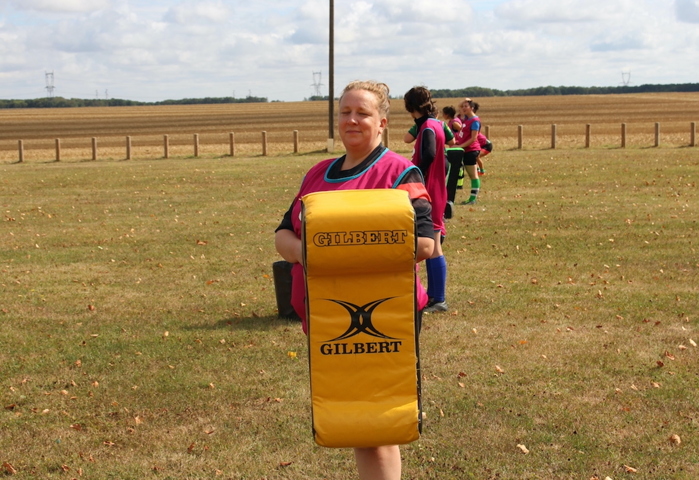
484, 125, 490, 139
92, 137, 97, 161
18, 140, 24, 163
262, 131, 268, 156
692, 122, 697, 147
585, 124, 591, 148
551, 124, 557, 149
382, 127, 389, 148
126, 136, 132, 160
194, 134, 199, 157
163, 135, 169, 159
229, 132, 235, 157
517, 125, 523, 149
654, 122, 660, 147
55, 138, 61, 162
621, 123, 626, 148
293, 130, 299, 153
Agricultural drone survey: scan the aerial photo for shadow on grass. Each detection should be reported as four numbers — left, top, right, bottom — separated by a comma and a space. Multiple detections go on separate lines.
184, 314, 302, 332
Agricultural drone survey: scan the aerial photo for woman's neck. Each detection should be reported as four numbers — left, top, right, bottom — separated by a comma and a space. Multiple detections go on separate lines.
343, 140, 382, 169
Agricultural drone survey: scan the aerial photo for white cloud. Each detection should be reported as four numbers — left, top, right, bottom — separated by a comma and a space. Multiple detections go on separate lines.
496, 0, 636, 22
163, 0, 230, 24
6, 0, 110, 13
675, 0, 699, 22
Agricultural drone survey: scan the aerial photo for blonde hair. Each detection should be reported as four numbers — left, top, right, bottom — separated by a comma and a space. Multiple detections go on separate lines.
340, 80, 391, 117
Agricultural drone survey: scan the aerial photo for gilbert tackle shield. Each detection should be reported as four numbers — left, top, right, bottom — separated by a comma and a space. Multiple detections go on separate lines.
301, 189, 422, 448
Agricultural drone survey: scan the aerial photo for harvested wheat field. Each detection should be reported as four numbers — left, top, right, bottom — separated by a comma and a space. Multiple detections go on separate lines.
1, 92, 697, 163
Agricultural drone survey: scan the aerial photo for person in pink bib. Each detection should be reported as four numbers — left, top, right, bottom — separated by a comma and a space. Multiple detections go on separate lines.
275, 80, 435, 480
404, 86, 450, 313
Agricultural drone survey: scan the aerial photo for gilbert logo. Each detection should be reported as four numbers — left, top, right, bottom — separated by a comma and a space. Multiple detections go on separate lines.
313, 230, 408, 247
319, 297, 403, 355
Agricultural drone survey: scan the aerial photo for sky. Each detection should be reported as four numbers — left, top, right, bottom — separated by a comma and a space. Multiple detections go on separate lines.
1, 0, 698, 102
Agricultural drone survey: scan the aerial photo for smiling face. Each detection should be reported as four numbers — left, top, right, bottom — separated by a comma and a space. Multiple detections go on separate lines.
338, 88, 387, 161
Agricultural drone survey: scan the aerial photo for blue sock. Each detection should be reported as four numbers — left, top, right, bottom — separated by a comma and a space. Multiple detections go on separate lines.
426, 255, 447, 302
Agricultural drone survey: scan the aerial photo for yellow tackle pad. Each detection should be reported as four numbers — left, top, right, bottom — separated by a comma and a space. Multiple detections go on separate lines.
301, 189, 422, 448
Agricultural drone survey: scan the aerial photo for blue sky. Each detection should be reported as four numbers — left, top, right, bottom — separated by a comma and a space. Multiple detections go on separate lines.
1, 0, 698, 102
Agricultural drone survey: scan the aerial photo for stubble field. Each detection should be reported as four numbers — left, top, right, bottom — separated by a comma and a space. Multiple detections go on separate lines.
1, 92, 698, 162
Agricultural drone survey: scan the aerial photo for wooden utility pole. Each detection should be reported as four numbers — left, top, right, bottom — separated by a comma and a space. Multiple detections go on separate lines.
328, 0, 335, 152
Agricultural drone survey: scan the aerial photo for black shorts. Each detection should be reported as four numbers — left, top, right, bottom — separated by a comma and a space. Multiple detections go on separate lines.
463, 150, 479, 166
482, 142, 493, 153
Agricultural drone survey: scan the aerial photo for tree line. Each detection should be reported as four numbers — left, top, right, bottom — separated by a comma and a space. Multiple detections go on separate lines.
429, 83, 699, 98
0, 95, 269, 109
2, 83, 698, 109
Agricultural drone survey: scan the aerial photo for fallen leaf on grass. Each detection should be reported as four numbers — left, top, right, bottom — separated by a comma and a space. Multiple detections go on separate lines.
280, 461, 293, 467
624, 464, 638, 473
669, 434, 681, 445
2, 462, 17, 475
495, 365, 505, 374
287, 351, 297, 359
516, 444, 529, 454
690, 339, 697, 347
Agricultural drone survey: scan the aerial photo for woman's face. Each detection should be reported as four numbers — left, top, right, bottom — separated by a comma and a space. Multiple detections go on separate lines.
338, 89, 387, 153
460, 102, 471, 116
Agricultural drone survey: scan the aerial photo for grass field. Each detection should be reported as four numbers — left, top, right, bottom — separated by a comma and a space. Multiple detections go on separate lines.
1, 96, 698, 479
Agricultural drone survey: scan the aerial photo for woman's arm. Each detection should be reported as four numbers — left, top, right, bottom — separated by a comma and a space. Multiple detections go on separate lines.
453, 128, 477, 149
275, 228, 303, 265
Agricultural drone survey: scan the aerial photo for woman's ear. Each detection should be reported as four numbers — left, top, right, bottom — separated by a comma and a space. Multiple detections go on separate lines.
379, 117, 388, 131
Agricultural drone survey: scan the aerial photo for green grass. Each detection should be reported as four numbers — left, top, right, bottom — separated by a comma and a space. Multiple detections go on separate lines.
1, 147, 697, 479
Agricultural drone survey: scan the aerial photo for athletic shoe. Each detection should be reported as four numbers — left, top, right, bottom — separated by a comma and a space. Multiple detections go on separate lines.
461, 199, 477, 205
444, 201, 454, 219
423, 299, 448, 313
